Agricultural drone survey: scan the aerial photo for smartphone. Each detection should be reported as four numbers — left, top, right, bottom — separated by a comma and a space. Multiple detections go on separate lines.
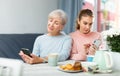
93, 39, 101, 48
21, 48, 32, 57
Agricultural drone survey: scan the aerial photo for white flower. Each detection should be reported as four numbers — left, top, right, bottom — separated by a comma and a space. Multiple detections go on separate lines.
101, 28, 120, 52
101, 28, 120, 39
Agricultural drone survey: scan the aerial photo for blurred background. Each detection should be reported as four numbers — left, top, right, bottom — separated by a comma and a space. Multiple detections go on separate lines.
0, 0, 119, 34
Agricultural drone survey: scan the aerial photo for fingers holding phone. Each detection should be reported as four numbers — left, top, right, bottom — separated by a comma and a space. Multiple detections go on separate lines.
88, 39, 102, 55
88, 44, 97, 55
21, 48, 32, 57
93, 39, 101, 49
19, 48, 32, 63
19, 48, 44, 64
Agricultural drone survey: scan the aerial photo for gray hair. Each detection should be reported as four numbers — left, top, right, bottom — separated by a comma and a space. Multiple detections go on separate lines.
48, 9, 67, 25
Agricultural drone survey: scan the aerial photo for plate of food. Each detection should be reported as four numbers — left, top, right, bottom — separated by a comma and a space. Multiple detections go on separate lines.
57, 61, 83, 73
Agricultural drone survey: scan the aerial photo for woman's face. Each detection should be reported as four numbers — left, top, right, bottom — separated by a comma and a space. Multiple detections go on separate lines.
47, 16, 64, 35
78, 16, 93, 34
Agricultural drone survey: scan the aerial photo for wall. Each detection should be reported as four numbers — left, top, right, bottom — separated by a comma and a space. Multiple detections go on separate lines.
0, 0, 58, 33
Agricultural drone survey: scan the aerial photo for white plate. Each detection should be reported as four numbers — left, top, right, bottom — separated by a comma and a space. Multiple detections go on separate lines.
57, 66, 83, 73
81, 62, 97, 68
95, 69, 112, 73
81, 62, 97, 66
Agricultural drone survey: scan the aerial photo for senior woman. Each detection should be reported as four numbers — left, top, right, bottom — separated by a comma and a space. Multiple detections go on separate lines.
19, 9, 72, 64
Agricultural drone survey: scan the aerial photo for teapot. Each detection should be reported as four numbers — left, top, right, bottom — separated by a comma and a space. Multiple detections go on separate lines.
93, 50, 113, 71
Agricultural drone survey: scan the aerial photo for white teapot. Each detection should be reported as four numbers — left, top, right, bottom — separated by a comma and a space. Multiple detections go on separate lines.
93, 50, 113, 71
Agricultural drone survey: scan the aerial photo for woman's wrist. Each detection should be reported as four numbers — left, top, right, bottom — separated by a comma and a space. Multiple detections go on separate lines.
42, 57, 48, 63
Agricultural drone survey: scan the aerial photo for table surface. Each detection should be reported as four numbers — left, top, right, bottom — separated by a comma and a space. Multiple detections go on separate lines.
22, 60, 120, 76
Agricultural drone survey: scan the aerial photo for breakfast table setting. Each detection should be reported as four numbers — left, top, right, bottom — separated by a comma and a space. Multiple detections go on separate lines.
22, 59, 120, 76
0, 51, 120, 76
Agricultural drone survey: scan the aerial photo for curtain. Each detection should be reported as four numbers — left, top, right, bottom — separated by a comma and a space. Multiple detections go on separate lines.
58, 0, 84, 34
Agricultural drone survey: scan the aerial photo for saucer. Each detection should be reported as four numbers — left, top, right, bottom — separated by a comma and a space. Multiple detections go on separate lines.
88, 69, 112, 73
97, 69, 112, 73
81, 62, 97, 71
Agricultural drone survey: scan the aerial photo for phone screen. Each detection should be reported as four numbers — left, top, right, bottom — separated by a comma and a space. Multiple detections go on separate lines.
93, 39, 101, 48
21, 48, 32, 57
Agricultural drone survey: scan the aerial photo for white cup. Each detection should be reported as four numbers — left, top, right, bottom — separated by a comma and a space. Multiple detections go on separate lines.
81, 62, 97, 72
48, 53, 58, 66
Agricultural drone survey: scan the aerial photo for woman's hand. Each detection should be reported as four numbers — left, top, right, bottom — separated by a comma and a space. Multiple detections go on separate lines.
19, 51, 43, 64
88, 44, 98, 55
84, 44, 98, 55
84, 43, 91, 54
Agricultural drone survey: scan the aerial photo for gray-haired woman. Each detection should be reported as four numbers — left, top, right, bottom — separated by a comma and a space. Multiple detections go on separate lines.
19, 9, 72, 64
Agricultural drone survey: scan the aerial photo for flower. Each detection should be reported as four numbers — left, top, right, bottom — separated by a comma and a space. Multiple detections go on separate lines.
102, 28, 120, 52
